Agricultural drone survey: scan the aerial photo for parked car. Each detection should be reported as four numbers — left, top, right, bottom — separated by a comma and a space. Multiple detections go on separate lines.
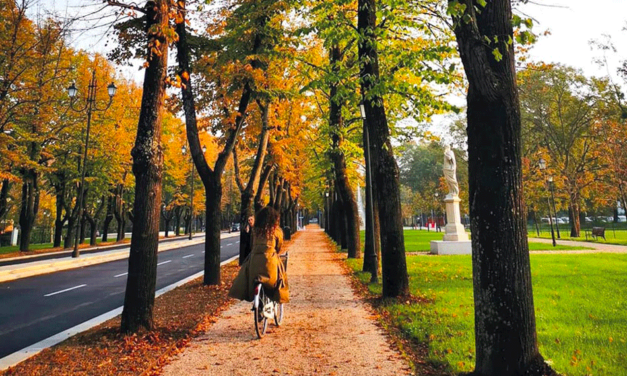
231, 223, 240, 232
560, 217, 569, 224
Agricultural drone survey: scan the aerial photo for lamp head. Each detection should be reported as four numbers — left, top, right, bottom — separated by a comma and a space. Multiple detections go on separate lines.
359, 102, 366, 120
539, 158, 546, 170
107, 82, 117, 97
67, 83, 77, 98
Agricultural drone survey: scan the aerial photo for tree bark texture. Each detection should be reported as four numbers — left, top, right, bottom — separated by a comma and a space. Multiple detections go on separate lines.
358, 0, 408, 297
450, 1, 554, 374
362, 148, 381, 281
254, 163, 273, 212
121, 0, 168, 334
0, 179, 9, 219
53, 182, 66, 247
18, 169, 39, 252
102, 193, 114, 242
569, 197, 581, 237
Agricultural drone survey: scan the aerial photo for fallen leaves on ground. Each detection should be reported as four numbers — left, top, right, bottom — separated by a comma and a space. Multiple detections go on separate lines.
1, 263, 240, 376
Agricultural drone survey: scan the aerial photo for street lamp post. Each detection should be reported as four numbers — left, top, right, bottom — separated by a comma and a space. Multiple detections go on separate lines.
67, 70, 117, 258
539, 159, 556, 247
548, 176, 561, 239
325, 191, 330, 234
434, 192, 439, 232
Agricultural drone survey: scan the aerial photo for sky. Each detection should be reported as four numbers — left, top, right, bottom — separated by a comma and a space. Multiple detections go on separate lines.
518, 0, 627, 78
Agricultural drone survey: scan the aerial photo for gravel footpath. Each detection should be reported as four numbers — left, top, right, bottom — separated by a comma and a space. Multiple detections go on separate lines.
161, 227, 411, 376
528, 237, 627, 254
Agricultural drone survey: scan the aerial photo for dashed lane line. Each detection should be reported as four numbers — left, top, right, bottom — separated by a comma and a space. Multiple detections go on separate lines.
44, 284, 87, 297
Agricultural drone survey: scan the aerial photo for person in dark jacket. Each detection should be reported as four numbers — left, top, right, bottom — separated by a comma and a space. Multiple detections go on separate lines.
239, 215, 255, 265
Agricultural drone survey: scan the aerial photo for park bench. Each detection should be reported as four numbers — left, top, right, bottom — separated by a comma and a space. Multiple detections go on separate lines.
585, 227, 606, 241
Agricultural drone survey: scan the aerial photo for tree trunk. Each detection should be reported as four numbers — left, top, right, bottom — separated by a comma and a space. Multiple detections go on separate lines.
102, 194, 114, 242
450, 1, 554, 374
18, 170, 39, 252
204, 182, 222, 285
358, 0, 408, 297
254, 164, 273, 212
65, 215, 75, 249
234, 102, 270, 263
175, 0, 256, 285
79, 214, 87, 245
0, 179, 9, 219
362, 153, 381, 281
569, 198, 581, 237
174, 206, 182, 236
533, 210, 540, 237
329, 44, 360, 258
53, 183, 66, 247
116, 209, 126, 241
121, 0, 168, 334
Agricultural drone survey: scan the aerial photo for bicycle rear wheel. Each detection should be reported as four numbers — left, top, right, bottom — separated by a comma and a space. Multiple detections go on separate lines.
254, 286, 268, 338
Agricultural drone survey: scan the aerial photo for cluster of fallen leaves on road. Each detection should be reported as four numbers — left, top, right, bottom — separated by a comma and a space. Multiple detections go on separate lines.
337, 258, 452, 376
0, 263, 240, 376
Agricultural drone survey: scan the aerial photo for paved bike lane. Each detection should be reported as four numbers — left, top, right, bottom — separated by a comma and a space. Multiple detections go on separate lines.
161, 226, 411, 375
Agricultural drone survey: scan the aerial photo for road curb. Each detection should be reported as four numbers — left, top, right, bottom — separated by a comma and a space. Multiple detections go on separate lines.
0, 255, 239, 371
0, 232, 240, 284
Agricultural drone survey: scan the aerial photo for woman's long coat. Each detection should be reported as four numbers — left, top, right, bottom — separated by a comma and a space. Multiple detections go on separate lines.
228, 226, 289, 303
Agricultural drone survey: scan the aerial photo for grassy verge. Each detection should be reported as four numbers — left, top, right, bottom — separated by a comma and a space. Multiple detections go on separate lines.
360, 230, 593, 252
346, 254, 627, 376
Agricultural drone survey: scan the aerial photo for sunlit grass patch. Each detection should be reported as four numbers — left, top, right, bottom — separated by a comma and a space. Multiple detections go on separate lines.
347, 253, 627, 375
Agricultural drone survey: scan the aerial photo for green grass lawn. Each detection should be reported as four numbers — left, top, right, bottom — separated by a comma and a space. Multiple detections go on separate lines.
0, 242, 55, 255
0, 238, 111, 256
347, 254, 627, 375
360, 230, 593, 252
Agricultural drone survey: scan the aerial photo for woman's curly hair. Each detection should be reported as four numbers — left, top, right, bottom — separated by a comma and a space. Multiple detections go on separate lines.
254, 206, 280, 239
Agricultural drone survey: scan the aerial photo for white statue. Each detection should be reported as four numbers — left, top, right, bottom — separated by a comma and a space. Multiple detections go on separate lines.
443, 145, 459, 198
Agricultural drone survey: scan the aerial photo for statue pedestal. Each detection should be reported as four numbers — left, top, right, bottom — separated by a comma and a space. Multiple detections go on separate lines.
430, 195, 471, 255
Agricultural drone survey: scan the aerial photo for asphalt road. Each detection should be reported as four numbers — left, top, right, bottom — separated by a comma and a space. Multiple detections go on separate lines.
0, 234, 206, 267
0, 236, 241, 359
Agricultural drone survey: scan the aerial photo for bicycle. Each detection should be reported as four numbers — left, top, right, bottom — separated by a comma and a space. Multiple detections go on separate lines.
252, 252, 288, 339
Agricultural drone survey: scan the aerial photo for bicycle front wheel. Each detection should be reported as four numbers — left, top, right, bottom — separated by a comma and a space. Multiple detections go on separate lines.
274, 303, 284, 326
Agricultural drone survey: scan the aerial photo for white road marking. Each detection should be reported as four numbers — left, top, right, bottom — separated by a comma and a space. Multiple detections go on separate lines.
157, 260, 172, 266
0, 255, 240, 372
113, 272, 128, 278
182, 254, 194, 259
227, 243, 233, 246
44, 284, 87, 297
236, 241, 240, 244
